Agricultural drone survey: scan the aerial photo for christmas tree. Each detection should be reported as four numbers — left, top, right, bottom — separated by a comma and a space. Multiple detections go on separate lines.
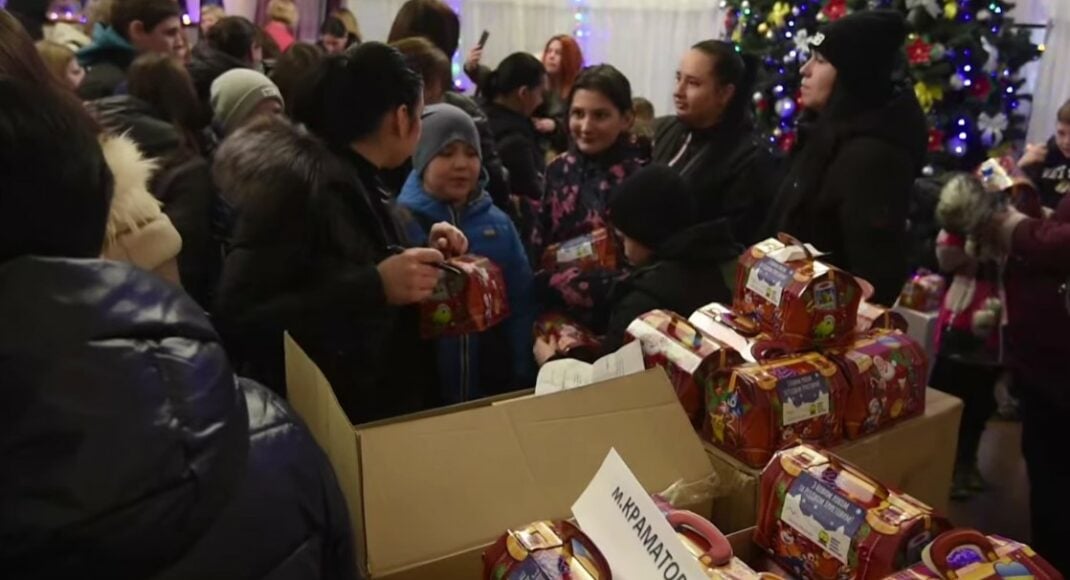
722, 0, 1043, 172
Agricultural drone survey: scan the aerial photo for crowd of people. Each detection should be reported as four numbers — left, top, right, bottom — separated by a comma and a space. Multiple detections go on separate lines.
1, 0, 1068, 576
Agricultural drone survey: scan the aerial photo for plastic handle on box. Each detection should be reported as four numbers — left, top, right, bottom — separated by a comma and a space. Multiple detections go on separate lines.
665, 510, 734, 567
666, 315, 702, 349
776, 232, 814, 261
750, 339, 792, 362
926, 530, 998, 579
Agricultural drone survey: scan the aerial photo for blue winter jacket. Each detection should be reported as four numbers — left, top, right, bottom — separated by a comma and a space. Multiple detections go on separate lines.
398, 172, 536, 401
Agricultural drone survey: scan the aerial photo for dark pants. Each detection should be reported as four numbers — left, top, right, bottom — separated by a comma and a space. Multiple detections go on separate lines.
931, 356, 999, 466
1019, 382, 1070, 574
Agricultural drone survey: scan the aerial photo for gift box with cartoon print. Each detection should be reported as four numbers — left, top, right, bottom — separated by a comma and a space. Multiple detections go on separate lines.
706, 352, 849, 469
419, 255, 509, 339
482, 520, 610, 579
755, 445, 950, 580
624, 309, 744, 430
826, 329, 929, 440
883, 530, 1061, 580
539, 227, 619, 273
734, 235, 863, 353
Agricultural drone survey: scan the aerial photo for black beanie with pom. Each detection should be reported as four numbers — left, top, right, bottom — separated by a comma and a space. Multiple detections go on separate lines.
610, 164, 696, 251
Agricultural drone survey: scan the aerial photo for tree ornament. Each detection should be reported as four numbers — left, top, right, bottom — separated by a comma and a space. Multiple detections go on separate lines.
792, 29, 812, 57
928, 128, 945, 152
980, 36, 1000, 73
978, 112, 1008, 147
930, 43, 946, 60
969, 75, 992, 99
907, 36, 933, 65
943, 1, 958, 19
767, 2, 791, 28
948, 73, 965, 91
922, 164, 935, 177
780, 131, 797, 152
773, 128, 784, 137
947, 136, 968, 157
758, 22, 770, 34
822, 0, 847, 21
775, 97, 796, 118
977, 9, 991, 21
906, 0, 941, 18
915, 81, 944, 112
753, 91, 765, 104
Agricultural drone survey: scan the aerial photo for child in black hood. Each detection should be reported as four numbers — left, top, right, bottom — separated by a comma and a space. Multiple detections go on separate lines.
535, 164, 740, 363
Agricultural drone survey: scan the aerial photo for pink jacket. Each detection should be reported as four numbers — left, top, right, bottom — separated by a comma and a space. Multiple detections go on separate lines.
263, 21, 294, 53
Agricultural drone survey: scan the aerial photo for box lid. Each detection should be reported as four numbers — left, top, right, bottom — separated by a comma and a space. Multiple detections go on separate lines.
358, 367, 713, 576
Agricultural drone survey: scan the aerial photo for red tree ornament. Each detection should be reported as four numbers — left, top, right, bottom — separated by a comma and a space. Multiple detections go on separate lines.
907, 36, 933, 66
780, 130, 797, 152
969, 75, 992, 99
928, 128, 945, 152
822, 0, 847, 21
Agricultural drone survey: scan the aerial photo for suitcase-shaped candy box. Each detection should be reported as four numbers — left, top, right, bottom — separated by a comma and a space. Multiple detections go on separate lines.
706, 352, 848, 468
826, 330, 929, 439
534, 312, 602, 362
884, 530, 1062, 580
625, 310, 744, 430
420, 255, 510, 339
660, 506, 785, 580
483, 520, 611, 579
756, 445, 950, 580
734, 236, 863, 352
689, 303, 760, 364
857, 301, 910, 334
897, 271, 946, 313
540, 228, 619, 273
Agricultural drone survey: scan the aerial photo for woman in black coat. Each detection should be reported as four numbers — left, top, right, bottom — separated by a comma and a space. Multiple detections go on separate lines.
765, 11, 928, 305
0, 76, 355, 580
481, 52, 548, 202
213, 43, 467, 421
653, 40, 780, 246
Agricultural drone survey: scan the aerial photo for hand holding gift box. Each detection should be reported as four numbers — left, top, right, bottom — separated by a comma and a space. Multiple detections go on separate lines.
540, 228, 619, 273
419, 255, 509, 339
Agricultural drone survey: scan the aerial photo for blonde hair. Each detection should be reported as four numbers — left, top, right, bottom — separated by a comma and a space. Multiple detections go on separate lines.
331, 7, 361, 42
35, 40, 77, 84
267, 0, 299, 28
201, 5, 225, 21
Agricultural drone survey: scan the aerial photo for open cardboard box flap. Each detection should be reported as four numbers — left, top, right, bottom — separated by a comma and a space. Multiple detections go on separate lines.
285, 334, 713, 578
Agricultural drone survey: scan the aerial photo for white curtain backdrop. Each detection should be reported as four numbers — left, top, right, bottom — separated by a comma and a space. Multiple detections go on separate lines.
1019, 0, 1068, 144
349, 0, 724, 115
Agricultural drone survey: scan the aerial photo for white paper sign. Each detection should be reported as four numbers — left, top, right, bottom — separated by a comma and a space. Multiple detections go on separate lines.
535, 341, 644, 395
571, 449, 708, 580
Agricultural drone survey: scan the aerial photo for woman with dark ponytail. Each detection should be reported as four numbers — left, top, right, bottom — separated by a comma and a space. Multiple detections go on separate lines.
481, 52, 548, 203
213, 42, 468, 421
654, 40, 780, 245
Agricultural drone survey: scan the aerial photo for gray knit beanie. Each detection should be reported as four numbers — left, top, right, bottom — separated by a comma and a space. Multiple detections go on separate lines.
413, 103, 481, 176
210, 69, 284, 135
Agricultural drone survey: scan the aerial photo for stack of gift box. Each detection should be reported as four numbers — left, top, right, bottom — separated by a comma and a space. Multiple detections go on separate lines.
484, 444, 1061, 579
623, 235, 932, 470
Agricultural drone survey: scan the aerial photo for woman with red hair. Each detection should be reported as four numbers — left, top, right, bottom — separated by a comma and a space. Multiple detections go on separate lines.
466, 33, 584, 153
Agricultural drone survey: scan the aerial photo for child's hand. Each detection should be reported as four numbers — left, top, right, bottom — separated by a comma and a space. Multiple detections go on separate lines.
429, 222, 469, 257
534, 336, 558, 366
1020, 143, 1048, 168
533, 118, 556, 134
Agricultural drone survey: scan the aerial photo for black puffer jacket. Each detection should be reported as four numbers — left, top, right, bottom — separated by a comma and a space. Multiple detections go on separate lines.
653, 115, 782, 245
0, 257, 356, 580
484, 100, 545, 200
212, 117, 439, 421
766, 86, 928, 305
602, 220, 741, 351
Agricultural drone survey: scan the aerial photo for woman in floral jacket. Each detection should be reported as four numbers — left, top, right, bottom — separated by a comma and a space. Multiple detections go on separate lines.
532, 64, 649, 329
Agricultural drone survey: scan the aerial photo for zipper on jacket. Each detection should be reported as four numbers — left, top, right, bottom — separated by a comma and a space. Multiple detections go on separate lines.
447, 205, 472, 400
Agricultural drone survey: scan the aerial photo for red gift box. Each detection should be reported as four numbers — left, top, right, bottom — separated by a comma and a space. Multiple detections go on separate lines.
856, 301, 910, 334
707, 352, 848, 469
884, 530, 1061, 580
419, 255, 509, 339
755, 445, 950, 580
734, 235, 863, 352
826, 330, 929, 439
897, 271, 946, 313
483, 520, 611, 579
624, 309, 744, 430
540, 228, 619, 273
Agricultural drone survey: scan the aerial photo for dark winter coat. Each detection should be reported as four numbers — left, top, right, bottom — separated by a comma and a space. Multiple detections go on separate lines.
766, 86, 928, 305
602, 220, 740, 352
398, 172, 536, 399
212, 117, 439, 421
533, 138, 649, 327
1022, 136, 1070, 210
1003, 192, 1070, 409
90, 95, 223, 310
484, 101, 545, 200
188, 43, 250, 107
653, 114, 782, 245
0, 257, 355, 580
76, 24, 136, 100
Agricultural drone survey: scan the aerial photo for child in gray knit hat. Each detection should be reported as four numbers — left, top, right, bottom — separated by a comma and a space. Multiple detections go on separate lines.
210, 69, 284, 136
397, 103, 536, 402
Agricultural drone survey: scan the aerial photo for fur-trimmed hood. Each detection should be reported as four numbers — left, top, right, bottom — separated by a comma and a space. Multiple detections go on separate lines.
99, 133, 182, 276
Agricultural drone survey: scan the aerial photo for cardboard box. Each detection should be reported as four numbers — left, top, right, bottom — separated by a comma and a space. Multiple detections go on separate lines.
706, 388, 962, 533
284, 335, 714, 579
